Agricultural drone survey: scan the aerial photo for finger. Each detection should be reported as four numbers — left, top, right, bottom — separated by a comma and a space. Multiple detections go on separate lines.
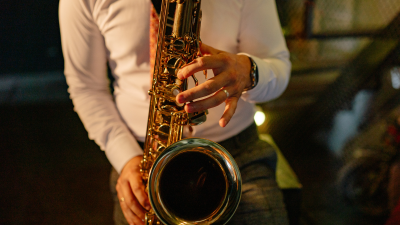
219, 97, 238, 127
184, 88, 230, 113
177, 55, 224, 80
129, 173, 151, 211
176, 71, 230, 104
117, 180, 147, 220
117, 186, 145, 225
200, 43, 222, 55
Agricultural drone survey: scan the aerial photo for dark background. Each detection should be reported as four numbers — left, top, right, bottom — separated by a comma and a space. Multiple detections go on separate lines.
1, 0, 400, 224
1, 1, 113, 224
1, 0, 63, 74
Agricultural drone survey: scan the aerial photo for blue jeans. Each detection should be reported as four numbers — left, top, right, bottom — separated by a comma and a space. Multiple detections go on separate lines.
110, 123, 289, 225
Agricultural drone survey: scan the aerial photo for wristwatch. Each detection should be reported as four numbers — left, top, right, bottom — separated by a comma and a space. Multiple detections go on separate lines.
243, 57, 258, 91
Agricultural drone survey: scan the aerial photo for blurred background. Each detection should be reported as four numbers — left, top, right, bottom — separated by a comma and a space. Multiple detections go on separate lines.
1, 0, 400, 224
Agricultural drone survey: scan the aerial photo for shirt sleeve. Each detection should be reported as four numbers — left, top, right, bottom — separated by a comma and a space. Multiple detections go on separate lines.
238, 0, 291, 103
59, 0, 142, 173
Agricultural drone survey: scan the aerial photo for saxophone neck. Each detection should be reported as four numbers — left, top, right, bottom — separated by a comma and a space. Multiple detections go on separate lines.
172, 0, 201, 38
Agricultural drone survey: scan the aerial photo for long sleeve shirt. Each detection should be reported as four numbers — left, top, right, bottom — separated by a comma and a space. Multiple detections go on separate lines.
59, 0, 291, 173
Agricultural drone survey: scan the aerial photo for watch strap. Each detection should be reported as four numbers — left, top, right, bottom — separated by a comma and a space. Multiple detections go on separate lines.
243, 57, 258, 91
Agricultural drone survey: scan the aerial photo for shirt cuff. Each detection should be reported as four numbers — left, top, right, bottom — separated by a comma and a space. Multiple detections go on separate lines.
237, 53, 276, 102
105, 133, 143, 174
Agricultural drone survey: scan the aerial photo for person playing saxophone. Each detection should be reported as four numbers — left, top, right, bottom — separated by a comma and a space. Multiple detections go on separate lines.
59, 0, 291, 224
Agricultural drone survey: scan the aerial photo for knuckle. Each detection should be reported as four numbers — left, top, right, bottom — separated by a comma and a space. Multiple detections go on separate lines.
123, 168, 134, 176
131, 185, 142, 194
231, 67, 239, 78
116, 179, 123, 188
227, 73, 236, 83
125, 198, 134, 206
181, 67, 189, 77
203, 83, 213, 93
232, 83, 240, 92
197, 57, 206, 68
220, 54, 232, 64
116, 183, 120, 191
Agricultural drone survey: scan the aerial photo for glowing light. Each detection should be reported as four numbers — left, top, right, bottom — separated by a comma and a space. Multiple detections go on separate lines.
254, 110, 266, 126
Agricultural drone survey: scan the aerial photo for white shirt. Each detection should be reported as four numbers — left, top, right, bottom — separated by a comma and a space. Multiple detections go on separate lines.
59, 0, 291, 173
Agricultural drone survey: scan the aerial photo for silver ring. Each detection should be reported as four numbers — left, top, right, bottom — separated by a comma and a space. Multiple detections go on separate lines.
223, 89, 229, 98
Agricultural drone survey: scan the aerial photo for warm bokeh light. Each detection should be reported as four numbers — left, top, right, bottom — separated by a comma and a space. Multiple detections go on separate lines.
254, 110, 266, 126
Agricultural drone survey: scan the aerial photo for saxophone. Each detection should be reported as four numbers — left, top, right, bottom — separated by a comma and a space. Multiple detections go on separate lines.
141, 0, 242, 224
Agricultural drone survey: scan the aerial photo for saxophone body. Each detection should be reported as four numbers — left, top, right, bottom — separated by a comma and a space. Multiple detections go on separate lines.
141, 0, 241, 224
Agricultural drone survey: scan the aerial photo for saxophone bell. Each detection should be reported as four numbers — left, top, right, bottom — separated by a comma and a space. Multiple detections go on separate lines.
148, 139, 241, 224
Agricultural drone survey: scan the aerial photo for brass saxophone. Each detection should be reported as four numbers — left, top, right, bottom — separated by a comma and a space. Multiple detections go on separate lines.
141, 0, 241, 224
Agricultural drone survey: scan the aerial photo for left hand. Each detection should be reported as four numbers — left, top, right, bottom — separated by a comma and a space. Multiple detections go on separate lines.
116, 155, 150, 225
176, 43, 252, 127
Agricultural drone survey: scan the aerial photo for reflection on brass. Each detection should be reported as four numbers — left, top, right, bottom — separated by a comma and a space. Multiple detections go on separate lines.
140, 0, 242, 224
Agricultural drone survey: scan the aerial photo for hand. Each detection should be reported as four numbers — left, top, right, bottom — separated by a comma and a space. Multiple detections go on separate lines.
116, 155, 150, 225
176, 43, 252, 127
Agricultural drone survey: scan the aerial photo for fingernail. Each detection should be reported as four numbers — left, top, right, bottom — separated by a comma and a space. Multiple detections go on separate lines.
219, 119, 226, 128
176, 94, 185, 103
177, 71, 182, 79
185, 104, 194, 113
145, 201, 151, 210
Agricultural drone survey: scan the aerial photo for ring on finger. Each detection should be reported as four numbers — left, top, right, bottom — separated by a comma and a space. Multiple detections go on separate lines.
223, 89, 229, 98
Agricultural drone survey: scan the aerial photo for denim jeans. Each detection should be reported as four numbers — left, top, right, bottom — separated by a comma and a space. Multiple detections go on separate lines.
110, 122, 289, 225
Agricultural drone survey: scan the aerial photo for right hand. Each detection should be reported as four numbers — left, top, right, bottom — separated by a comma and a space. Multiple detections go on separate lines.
116, 155, 151, 225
